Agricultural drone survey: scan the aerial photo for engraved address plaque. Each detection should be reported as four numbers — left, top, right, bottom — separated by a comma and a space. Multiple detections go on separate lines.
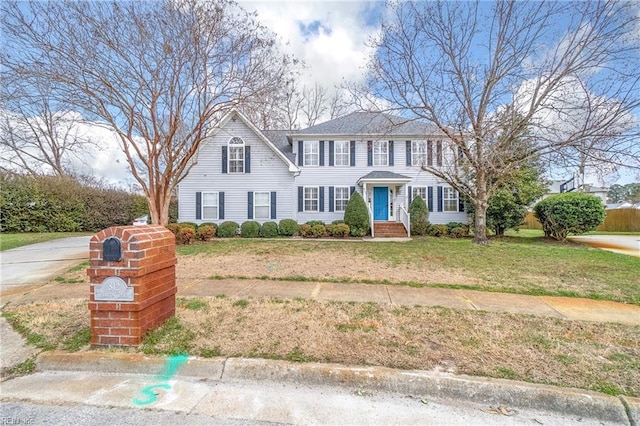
94, 276, 134, 302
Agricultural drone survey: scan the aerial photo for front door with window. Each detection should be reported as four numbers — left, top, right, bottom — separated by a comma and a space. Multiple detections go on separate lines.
373, 186, 389, 220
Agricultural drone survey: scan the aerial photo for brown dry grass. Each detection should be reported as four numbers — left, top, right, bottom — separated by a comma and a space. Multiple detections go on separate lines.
5, 297, 638, 396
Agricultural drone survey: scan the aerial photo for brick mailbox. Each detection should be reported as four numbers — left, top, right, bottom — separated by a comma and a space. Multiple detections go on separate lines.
88, 225, 176, 346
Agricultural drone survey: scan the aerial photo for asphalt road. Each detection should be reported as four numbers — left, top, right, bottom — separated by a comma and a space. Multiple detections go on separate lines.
0, 236, 91, 288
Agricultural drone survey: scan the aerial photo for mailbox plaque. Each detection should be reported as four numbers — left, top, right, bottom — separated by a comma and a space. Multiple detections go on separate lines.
103, 237, 122, 261
94, 276, 134, 302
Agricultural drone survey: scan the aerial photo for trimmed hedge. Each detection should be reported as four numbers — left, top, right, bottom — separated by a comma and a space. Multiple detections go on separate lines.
534, 193, 606, 241
344, 191, 369, 237
279, 219, 299, 236
240, 221, 260, 238
259, 221, 279, 238
217, 221, 239, 238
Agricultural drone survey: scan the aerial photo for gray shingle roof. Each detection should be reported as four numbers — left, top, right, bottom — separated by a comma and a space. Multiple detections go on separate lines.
260, 130, 295, 162
297, 111, 440, 135
359, 171, 412, 181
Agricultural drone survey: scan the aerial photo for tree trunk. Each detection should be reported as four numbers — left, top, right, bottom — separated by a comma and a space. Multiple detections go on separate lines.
473, 198, 490, 244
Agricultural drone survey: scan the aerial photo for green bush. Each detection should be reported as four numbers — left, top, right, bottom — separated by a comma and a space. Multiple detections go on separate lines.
259, 221, 279, 238
534, 193, 606, 242
165, 223, 180, 235
449, 227, 468, 238
196, 224, 216, 241
408, 196, 429, 235
279, 219, 299, 236
447, 222, 469, 234
240, 221, 260, 238
331, 219, 345, 225
330, 223, 350, 237
344, 191, 370, 237
305, 220, 325, 227
300, 224, 326, 238
427, 224, 448, 237
217, 221, 239, 238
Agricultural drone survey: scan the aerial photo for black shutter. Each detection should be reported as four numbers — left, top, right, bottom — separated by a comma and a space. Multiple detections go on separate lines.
437, 141, 443, 166
196, 192, 202, 220
298, 186, 303, 212
271, 192, 277, 219
319, 186, 325, 212
437, 186, 443, 212
245, 146, 251, 173
406, 141, 412, 166
389, 140, 394, 166
458, 194, 465, 213
222, 146, 228, 174
407, 186, 412, 207
350, 186, 356, 195
367, 141, 373, 166
329, 141, 334, 166
219, 192, 225, 219
427, 141, 433, 166
427, 186, 433, 212
298, 141, 304, 166
247, 191, 253, 219
329, 186, 335, 212
319, 141, 325, 166
350, 141, 356, 166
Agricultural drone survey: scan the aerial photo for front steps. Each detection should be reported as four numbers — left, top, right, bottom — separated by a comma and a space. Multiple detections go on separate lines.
373, 222, 408, 238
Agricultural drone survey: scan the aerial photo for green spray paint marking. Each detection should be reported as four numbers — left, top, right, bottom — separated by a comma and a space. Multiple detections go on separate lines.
132, 354, 188, 406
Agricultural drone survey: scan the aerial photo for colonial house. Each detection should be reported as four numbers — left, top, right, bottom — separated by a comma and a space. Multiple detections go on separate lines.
177, 109, 468, 237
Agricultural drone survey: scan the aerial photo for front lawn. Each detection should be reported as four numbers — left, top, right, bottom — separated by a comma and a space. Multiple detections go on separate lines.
177, 236, 640, 305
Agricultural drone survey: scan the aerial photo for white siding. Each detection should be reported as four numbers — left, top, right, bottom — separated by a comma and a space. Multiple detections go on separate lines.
292, 137, 468, 224
178, 119, 294, 225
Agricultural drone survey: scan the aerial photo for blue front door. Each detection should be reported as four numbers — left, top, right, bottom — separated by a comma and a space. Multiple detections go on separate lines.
373, 187, 388, 220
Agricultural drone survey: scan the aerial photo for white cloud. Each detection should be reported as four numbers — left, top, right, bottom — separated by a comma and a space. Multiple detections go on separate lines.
238, 0, 380, 89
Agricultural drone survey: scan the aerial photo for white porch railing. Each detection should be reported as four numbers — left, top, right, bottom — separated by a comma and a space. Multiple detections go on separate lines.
399, 205, 411, 238
367, 204, 374, 238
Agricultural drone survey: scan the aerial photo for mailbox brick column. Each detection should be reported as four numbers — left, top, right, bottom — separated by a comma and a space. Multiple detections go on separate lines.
88, 225, 176, 346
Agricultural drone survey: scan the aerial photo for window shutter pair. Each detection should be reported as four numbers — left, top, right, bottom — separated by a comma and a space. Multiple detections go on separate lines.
297, 186, 324, 212
195, 192, 224, 220
247, 191, 277, 219
221, 146, 250, 173
366, 141, 394, 166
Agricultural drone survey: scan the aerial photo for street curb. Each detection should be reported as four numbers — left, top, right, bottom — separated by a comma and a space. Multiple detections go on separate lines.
37, 351, 630, 424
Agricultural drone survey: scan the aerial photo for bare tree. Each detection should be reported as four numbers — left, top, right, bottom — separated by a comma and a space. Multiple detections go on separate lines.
365, 0, 640, 243
1, 0, 293, 225
0, 77, 95, 177
301, 84, 328, 127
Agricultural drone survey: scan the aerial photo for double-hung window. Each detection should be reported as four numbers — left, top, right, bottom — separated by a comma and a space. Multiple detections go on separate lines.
412, 186, 427, 202
412, 141, 427, 166
373, 141, 388, 166
304, 187, 319, 212
228, 137, 244, 173
334, 141, 349, 166
202, 192, 218, 220
335, 186, 350, 212
443, 187, 459, 212
304, 141, 319, 166
254, 192, 270, 219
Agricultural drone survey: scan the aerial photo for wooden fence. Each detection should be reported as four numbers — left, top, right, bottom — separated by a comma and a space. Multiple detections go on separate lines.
522, 208, 640, 232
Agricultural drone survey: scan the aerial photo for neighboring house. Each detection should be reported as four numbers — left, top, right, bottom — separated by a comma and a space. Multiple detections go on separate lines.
177, 109, 468, 236
539, 178, 608, 204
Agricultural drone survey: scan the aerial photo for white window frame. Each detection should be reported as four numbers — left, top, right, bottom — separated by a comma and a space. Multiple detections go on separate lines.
335, 186, 350, 212
304, 141, 319, 166
304, 186, 319, 212
412, 141, 427, 166
373, 140, 388, 166
412, 186, 427, 202
443, 187, 459, 212
228, 137, 244, 173
334, 141, 349, 166
202, 192, 218, 220
254, 191, 270, 220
